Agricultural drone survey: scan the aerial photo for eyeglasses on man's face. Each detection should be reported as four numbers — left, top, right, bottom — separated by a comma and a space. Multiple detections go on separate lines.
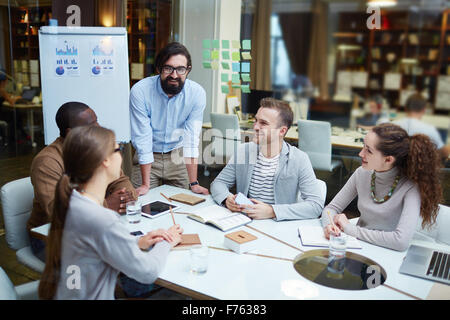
161, 65, 190, 75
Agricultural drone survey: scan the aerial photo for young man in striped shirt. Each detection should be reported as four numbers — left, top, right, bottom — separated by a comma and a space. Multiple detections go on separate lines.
210, 98, 324, 220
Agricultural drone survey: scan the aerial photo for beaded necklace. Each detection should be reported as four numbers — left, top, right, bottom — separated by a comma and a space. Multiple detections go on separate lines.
370, 171, 400, 203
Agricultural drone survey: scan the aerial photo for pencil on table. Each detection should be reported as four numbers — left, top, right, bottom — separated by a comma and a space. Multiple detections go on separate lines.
327, 210, 340, 235
160, 192, 172, 202
169, 206, 176, 225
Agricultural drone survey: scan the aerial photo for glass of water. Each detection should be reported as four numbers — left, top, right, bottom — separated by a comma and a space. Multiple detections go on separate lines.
126, 200, 141, 224
328, 233, 347, 273
190, 245, 209, 274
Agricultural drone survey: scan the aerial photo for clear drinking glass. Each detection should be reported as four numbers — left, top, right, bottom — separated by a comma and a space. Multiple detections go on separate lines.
190, 245, 209, 274
126, 200, 141, 224
328, 233, 347, 274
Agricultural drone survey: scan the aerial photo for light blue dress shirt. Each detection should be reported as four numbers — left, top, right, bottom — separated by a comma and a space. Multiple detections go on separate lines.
129, 75, 206, 165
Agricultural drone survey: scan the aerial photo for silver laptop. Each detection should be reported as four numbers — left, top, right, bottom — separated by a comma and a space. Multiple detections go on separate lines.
399, 244, 450, 285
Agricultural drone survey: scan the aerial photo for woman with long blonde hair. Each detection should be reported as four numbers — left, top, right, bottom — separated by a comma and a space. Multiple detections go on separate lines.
39, 126, 182, 299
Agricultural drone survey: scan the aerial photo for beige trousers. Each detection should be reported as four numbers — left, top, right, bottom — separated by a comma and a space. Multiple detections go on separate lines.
150, 148, 189, 190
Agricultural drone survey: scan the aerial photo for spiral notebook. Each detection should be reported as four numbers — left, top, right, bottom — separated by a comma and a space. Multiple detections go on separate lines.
297, 226, 362, 249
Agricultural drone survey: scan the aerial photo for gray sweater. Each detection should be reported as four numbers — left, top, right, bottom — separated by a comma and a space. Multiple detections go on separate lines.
321, 166, 421, 251
55, 190, 171, 300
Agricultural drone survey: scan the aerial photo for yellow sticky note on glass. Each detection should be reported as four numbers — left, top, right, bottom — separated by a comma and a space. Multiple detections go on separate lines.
241, 73, 251, 82
222, 51, 230, 60
232, 52, 240, 61
211, 60, 219, 70
232, 40, 241, 49
221, 73, 229, 82
222, 40, 230, 49
241, 84, 251, 93
221, 62, 230, 70
242, 39, 251, 50
242, 52, 252, 60
221, 85, 229, 94
202, 61, 211, 69
211, 50, 220, 60
232, 74, 240, 84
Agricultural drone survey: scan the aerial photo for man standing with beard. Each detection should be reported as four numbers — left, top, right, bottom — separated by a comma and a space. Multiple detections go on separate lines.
130, 42, 209, 195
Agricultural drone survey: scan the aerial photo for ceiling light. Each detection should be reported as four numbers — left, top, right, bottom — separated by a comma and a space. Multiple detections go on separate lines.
367, 0, 398, 7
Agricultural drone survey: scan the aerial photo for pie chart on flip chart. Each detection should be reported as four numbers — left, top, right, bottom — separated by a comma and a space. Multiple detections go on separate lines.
55, 66, 64, 75
92, 66, 101, 75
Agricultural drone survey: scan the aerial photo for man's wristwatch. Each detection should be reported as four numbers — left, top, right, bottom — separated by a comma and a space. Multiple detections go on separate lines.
189, 181, 199, 188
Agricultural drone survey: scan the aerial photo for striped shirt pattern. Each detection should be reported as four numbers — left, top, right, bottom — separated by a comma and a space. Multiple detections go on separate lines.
248, 152, 280, 204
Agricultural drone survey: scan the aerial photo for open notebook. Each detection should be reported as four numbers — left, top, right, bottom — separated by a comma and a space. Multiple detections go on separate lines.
187, 205, 251, 232
298, 226, 362, 249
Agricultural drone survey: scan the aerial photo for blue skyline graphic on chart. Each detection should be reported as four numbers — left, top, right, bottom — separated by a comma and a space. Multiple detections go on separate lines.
56, 41, 78, 55
92, 44, 113, 56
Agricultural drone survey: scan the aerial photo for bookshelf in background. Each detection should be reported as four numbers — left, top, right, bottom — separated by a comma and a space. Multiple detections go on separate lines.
10, 5, 52, 90
127, 0, 171, 88
334, 9, 450, 114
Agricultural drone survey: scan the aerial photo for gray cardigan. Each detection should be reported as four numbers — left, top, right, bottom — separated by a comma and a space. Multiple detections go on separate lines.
210, 141, 324, 221
55, 190, 171, 300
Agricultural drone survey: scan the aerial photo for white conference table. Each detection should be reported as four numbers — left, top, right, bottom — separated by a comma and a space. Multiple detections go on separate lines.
31, 185, 448, 300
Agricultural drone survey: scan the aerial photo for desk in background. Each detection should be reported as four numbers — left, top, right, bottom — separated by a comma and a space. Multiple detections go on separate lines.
2, 101, 42, 147
31, 185, 448, 300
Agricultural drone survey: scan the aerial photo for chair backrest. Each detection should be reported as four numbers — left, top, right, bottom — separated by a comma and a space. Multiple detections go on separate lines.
0, 177, 34, 250
298, 120, 332, 171
210, 113, 241, 159
416, 204, 450, 245
0, 267, 18, 300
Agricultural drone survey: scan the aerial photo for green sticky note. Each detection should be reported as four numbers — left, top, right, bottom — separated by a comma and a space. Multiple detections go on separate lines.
212, 39, 220, 49
202, 61, 211, 69
241, 73, 251, 82
232, 51, 240, 61
231, 84, 241, 89
241, 51, 252, 60
211, 60, 219, 70
221, 73, 229, 82
202, 50, 211, 60
232, 40, 241, 49
222, 40, 230, 49
241, 84, 251, 93
221, 85, 229, 94
242, 39, 251, 50
211, 50, 219, 60
222, 51, 230, 60
221, 62, 230, 70
202, 39, 211, 49
232, 74, 240, 84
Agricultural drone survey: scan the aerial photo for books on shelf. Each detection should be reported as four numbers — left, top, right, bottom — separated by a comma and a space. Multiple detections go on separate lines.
187, 204, 252, 232
428, 49, 439, 61
297, 226, 362, 249
408, 34, 419, 45
384, 72, 402, 90
371, 47, 381, 60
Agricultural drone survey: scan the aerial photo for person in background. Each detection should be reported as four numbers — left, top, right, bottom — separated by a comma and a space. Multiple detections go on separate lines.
0, 69, 21, 105
130, 42, 208, 196
38, 126, 182, 299
211, 98, 324, 221
357, 95, 389, 131
28, 102, 136, 261
393, 93, 450, 161
322, 123, 442, 251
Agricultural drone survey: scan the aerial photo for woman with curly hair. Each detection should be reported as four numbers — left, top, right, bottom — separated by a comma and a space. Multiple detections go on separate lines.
322, 123, 442, 251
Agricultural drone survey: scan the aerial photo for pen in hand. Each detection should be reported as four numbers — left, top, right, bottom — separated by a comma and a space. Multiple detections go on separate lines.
327, 210, 341, 236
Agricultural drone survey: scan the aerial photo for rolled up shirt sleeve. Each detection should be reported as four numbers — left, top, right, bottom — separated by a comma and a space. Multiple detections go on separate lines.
130, 84, 154, 164
182, 87, 206, 159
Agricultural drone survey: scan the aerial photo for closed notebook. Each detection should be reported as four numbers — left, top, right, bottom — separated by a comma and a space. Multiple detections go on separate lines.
173, 234, 201, 250
169, 193, 206, 206
297, 226, 362, 249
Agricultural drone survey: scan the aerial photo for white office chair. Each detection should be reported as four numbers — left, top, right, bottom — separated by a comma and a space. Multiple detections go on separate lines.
203, 113, 241, 176
0, 177, 45, 273
0, 267, 39, 300
297, 120, 343, 185
414, 204, 450, 245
